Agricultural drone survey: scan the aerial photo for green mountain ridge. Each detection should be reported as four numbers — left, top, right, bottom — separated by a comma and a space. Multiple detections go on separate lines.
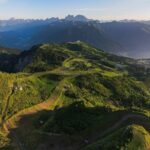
0, 42, 150, 150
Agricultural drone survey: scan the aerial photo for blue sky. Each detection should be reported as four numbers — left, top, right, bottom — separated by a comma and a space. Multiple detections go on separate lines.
0, 0, 150, 20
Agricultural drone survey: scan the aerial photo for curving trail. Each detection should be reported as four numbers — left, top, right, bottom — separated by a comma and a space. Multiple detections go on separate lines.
2, 79, 65, 131
2, 69, 108, 131
0, 78, 66, 150
81, 114, 150, 150
0, 71, 150, 150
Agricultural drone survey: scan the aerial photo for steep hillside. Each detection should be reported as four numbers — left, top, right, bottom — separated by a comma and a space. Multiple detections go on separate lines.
0, 46, 20, 72
0, 42, 150, 150
11, 41, 134, 73
84, 125, 150, 150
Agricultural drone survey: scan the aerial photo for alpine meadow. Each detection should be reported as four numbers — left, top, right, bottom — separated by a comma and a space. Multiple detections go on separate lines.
0, 0, 150, 150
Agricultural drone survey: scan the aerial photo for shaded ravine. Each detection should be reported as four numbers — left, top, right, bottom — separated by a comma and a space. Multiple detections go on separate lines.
10, 131, 27, 150
81, 114, 150, 150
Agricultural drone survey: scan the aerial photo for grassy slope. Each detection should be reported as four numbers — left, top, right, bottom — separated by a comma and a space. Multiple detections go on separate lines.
0, 73, 62, 121
0, 42, 150, 149
84, 125, 150, 150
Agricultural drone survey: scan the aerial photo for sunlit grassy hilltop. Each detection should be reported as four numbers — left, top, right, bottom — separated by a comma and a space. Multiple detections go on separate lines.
0, 42, 150, 150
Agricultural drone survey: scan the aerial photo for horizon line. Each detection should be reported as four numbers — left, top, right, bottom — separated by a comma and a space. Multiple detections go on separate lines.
0, 15, 150, 21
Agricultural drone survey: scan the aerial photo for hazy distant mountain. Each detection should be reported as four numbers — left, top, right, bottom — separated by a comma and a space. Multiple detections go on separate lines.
1, 15, 150, 58
0, 17, 59, 31
142, 20, 150, 25
100, 21, 150, 58
0, 15, 89, 31
65, 15, 90, 22
0, 19, 125, 54
28, 21, 124, 54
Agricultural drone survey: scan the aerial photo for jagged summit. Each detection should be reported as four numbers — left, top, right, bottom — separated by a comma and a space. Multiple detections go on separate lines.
65, 15, 89, 22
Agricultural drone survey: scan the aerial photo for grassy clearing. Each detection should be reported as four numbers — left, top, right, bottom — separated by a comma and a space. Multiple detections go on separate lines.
0, 73, 62, 120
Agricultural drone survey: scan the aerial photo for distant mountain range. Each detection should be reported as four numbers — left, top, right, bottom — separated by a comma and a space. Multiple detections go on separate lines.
1, 15, 150, 58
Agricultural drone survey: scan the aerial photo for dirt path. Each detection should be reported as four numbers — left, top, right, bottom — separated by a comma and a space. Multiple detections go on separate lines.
0, 79, 66, 150
81, 114, 150, 149
1, 69, 103, 130
1, 74, 150, 150
0, 82, 28, 150
3, 78, 65, 131
2, 99, 150, 150
1, 82, 14, 123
